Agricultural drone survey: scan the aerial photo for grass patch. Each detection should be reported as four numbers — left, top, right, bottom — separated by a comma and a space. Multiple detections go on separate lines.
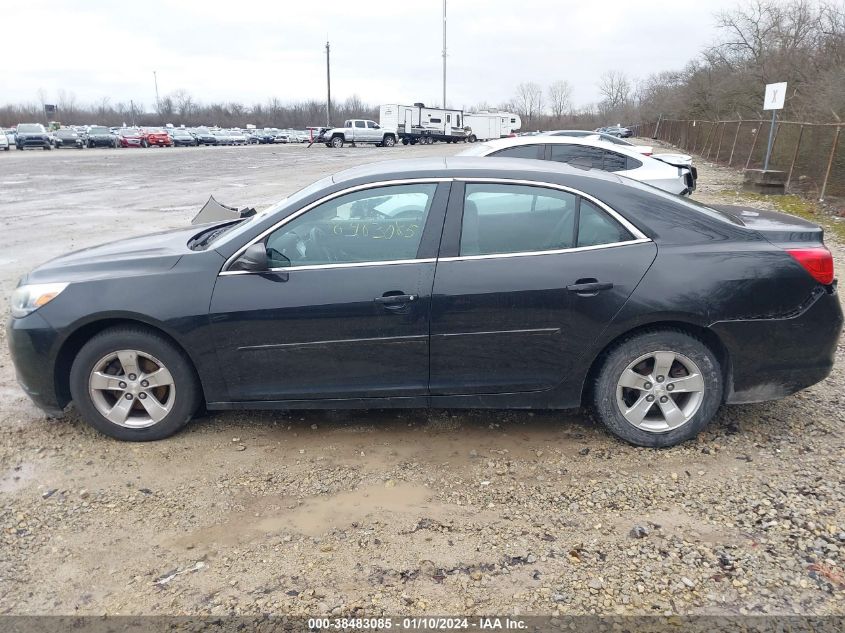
718, 191, 845, 243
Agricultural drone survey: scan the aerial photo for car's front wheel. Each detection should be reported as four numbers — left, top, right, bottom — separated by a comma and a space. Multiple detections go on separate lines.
331, 136, 344, 148
69, 326, 200, 441
591, 329, 722, 447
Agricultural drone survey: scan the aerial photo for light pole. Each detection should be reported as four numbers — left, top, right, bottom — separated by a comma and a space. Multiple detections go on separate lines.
326, 41, 331, 127
153, 70, 160, 116
442, 0, 447, 108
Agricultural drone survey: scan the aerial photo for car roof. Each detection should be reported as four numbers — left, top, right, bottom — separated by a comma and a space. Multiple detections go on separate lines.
463, 135, 647, 159
330, 156, 624, 187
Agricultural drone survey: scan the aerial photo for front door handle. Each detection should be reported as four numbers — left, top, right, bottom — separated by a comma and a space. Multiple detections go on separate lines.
374, 293, 417, 309
566, 279, 614, 296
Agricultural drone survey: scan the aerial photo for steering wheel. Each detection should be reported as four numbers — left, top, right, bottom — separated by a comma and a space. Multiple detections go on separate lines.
305, 226, 336, 262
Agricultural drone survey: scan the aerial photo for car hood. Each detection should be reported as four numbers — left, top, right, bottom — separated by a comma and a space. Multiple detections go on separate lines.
24, 226, 202, 284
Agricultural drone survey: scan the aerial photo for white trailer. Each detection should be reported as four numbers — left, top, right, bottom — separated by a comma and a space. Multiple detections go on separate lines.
463, 110, 522, 142
380, 103, 468, 144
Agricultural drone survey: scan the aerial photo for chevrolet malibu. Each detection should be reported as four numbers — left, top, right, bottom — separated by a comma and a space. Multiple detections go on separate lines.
7, 158, 842, 446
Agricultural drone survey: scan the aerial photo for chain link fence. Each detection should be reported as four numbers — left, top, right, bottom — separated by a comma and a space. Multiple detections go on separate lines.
632, 119, 844, 202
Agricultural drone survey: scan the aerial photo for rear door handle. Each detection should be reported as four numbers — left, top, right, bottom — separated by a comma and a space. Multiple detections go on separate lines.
374, 293, 417, 309
566, 280, 614, 295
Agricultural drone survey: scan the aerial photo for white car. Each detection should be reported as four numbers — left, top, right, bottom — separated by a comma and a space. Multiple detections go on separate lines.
228, 130, 248, 145
0, 131, 8, 151
459, 136, 695, 195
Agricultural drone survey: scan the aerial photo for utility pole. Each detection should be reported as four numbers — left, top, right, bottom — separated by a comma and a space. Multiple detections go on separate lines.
153, 70, 160, 116
442, 0, 447, 108
325, 41, 332, 127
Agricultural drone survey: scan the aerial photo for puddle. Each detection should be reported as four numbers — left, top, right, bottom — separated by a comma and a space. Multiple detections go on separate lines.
0, 461, 38, 493
258, 482, 433, 536
173, 482, 442, 546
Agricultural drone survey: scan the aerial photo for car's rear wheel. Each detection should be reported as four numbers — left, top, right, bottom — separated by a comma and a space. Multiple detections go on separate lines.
591, 330, 722, 447
69, 327, 200, 441
383, 135, 396, 147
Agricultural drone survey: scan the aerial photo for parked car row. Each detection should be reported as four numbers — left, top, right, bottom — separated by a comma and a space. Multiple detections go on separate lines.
2, 124, 317, 151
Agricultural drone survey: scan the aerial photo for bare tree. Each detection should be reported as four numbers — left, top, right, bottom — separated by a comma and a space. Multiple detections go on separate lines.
513, 82, 544, 126
171, 90, 196, 118
547, 80, 573, 119
597, 71, 631, 110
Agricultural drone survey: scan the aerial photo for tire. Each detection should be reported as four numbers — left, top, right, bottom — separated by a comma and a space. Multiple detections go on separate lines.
591, 329, 722, 447
142, 140, 149, 148
382, 135, 396, 147
402, 138, 409, 145
44, 145, 51, 151
468, 135, 477, 143
69, 326, 201, 441
331, 136, 344, 148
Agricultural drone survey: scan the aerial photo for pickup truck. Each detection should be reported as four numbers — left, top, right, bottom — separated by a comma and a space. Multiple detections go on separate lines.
325, 119, 397, 148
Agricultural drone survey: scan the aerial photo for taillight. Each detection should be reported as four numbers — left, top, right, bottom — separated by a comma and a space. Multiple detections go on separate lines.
643, 152, 652, 156
787, 247, 834, 285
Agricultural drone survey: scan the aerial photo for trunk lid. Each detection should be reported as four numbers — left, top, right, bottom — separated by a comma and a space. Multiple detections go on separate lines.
711, 204, 823, 245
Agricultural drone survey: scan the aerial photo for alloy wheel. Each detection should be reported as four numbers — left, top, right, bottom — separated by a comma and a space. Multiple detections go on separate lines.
615, 350, 705, 433
88, 349, 176, 428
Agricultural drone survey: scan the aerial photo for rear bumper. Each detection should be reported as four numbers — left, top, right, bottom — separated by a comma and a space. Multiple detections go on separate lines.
6, 313, 65, 416
712, 285, 843, 404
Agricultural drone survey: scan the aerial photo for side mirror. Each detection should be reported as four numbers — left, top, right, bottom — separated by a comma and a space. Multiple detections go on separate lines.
232, 243, 268, 272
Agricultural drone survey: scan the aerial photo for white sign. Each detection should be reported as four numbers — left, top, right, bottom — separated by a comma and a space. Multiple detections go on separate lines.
764, 82, 787, 110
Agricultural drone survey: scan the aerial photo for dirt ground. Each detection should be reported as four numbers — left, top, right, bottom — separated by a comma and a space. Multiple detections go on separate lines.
0, 142, 843, 616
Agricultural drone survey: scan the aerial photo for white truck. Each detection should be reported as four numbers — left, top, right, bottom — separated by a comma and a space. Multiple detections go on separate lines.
380, 103, 467, 144
324, 119, 398, 148
463, 110, 522, 142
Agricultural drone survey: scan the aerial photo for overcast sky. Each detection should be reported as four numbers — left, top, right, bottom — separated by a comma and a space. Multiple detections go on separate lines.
1, 0, 744, 112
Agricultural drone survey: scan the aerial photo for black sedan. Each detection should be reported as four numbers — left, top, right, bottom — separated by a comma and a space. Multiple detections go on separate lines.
86, 126, 118, 148
7, 158, 842, 446
53, 128, 85, 149
170, 129, 198, 147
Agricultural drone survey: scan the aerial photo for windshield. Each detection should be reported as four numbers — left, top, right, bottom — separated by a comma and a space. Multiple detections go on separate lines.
209, 174, 335, 248
89, 127, 109, 134
119, 128, 139, 135
18, 124, 44, 133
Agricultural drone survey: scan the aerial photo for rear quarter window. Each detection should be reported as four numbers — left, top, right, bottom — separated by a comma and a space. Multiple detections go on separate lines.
490, 145, 543, 159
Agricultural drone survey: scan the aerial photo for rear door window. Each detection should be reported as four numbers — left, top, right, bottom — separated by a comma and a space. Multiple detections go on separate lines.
461, 184, 578, 255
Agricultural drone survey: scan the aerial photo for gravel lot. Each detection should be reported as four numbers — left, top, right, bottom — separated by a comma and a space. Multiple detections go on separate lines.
0, 142, 843, 616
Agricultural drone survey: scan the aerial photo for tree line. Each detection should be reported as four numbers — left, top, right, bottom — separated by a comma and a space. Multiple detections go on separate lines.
1, 1, 841, 131
505, 0, 844, 130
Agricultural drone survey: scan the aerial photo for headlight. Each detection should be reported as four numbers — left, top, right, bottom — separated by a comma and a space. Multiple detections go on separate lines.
10, 282, 69, 318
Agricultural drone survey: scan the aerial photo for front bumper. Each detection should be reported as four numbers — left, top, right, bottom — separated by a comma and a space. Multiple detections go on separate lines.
6, 313, 64, 416
18, 137, 51, 148
712, 285, 843, 404
88, 138, 114, 147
